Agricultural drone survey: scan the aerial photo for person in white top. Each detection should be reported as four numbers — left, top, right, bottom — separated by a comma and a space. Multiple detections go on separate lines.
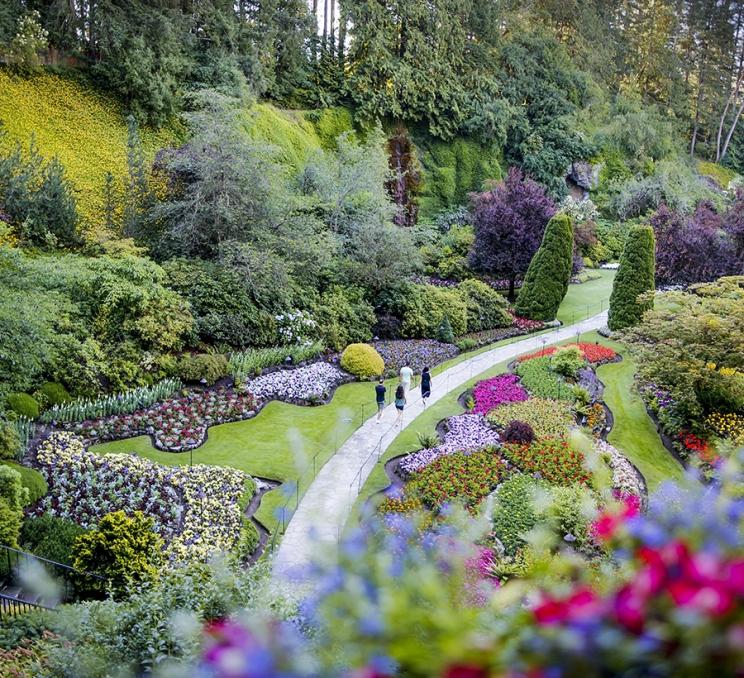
399, 363, 413, 395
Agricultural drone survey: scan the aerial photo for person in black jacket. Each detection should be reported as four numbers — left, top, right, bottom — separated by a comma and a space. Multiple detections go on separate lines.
421, 366, 431, 407
375, 377, 386, 423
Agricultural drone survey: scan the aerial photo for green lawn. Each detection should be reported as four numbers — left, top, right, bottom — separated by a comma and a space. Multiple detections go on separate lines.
556, 268, 615, 326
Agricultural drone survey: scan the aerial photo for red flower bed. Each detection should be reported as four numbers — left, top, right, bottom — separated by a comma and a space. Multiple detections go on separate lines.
517, 342, 617, 364
501, 438, 592, 486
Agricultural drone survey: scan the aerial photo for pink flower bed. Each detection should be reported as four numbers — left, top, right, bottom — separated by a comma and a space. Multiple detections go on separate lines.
472, 374, 529, 415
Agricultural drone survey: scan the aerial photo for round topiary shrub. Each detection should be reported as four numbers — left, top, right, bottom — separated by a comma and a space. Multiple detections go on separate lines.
502, 420, 535, 445
6, 393, 40, 419
340, 343, 385, 378
37, 382, 71, 407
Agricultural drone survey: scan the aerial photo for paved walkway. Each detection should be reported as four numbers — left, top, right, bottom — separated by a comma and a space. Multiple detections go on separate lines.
273, 311, 608, 578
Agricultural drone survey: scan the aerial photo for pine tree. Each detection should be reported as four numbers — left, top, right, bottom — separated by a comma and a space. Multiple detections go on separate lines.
608, 225, 656, 330
25, 156, 79, 248
514, 213, 574, 321
123, 115, 152, 240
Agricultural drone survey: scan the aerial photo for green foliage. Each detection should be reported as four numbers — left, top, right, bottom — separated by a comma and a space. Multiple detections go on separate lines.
340, 344, 385, 378
231, 520, 261, 565
515, 357, 575, 401
608, 225, 655, 331
417, 136, 503, 217
543, 484, 598, 553
437, 316, 455, 344
492, 474, 549, 556
551, 346, 586, 377
304, 107, 355, 150
175, 353, 229, 385
0, 420, 22, 460
20, 515, 87, 566
37, 382, 71, 407
697, 161, 738, 190
6, 392, 39, 418
314, 286, 375, 351
0, 10, 47, 71
515, 214, 574, 320
0, 464, 27, 547
399, 284, 468, 339
457, 279, 511, 332
421, 224, 475, 281
72, 510, 163, 596
0, 461, 47, 504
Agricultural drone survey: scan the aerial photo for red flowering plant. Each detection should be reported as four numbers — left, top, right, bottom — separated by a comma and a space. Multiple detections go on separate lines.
501, 438, 593, 487
517, 342, 617, 364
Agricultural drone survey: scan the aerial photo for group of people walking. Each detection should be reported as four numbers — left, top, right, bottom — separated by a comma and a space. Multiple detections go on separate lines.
375, 364, 432, 425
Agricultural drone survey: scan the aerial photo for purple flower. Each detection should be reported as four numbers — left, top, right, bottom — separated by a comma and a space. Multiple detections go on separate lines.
472, 374, 528, 415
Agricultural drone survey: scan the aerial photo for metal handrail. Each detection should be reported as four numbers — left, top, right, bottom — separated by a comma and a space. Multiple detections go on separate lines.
0, 591, 55, 619
0, 543, 106, 581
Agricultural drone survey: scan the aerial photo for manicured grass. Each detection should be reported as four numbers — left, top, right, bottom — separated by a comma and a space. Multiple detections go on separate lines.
591, 332, 684, 489
556, 269, 615, 326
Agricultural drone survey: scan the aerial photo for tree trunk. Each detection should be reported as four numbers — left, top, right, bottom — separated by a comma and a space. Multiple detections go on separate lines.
509, 276, 516, 302
323, 0, 329, 48
720, 97, 744, 161
330, 0, 336, 56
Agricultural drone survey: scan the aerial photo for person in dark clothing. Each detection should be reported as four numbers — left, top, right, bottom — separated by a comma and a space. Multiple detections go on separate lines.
421, 366, 431, 407
394, 382, 406, 425
375, 377, 386, 423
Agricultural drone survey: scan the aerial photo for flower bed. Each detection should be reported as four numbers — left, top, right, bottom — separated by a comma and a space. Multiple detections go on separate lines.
705, 411, 744, 446
501, 438, 592, 486
595, 439, 645, 499
472, 374, 529, 415
577, 367, 603, 401
371, 339, 459, 375
68, 388, 259, 452
244, 361, 348, 403
515, 357, 575, 401
398, 414, 500, 476
406, 447, 509, 510
518, 343, 617, 364
455, 319, 545, 351
487, 398, 576, 438
33, 433, 251, 563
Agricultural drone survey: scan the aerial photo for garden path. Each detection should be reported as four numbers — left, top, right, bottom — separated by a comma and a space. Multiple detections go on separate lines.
272, 311, 608, 579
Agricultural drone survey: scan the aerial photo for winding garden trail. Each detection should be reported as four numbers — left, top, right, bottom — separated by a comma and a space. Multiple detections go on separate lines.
272, 310, 609, 579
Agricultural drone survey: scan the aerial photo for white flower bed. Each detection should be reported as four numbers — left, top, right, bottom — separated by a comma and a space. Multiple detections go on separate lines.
595, 439, 645, 499
34, 432, 252, 564
245, 361, 348, 402
399, 414, 500, 476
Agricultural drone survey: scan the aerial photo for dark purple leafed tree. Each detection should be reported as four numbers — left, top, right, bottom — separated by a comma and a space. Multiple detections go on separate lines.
723, 188, 744, 257
469, 167, 556, 299
651, 203, 742, 285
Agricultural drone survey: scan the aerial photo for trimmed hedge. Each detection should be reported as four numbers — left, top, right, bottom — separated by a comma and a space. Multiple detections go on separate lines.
608, 225, 655, 331
340, 344, 385, 378
515, 213, 574, 320
37, 382, 72, 407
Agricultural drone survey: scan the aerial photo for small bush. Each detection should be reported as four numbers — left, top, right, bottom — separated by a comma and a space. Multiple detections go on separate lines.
0, 497, 23, 548
398, 284, 468, 339
20, 515, 87, 565
502, 420, 535, 445
340, 344, 385, 378
457, 279, 511, 332
37, 382, 71, 407
551, 346, 586, 377
1, 462, 47, 504
0, 421, 22, 460
437, 316, 455, 344
6, 393, 40, 419
175, 353, 229, 385
515, 214, 574, 320
456, 338, 478, 351
72, 510, 163, 597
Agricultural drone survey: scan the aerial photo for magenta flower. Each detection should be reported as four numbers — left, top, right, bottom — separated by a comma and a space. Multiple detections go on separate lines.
472, 374, 528, 415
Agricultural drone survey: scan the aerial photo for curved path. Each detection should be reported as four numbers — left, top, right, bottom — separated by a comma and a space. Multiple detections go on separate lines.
273, 311, 608, 578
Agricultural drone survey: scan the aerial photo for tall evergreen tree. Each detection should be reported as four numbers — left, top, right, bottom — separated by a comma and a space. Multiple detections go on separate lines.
608, 224, 656, 330
514, 213, 574, 320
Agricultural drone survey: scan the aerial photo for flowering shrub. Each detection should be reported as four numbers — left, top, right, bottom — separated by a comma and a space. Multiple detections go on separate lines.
472, 374, 529, 415
398, 414, 500, 476
245, 362, 348, 403
677, 430, 717, 464
583, 402, 607, 435
33, 433, 251, 563
68, 388, 258, 452
706, 411, 744, 445
372, 339, 459, 375
275, 309, 317, 345
487, 397, 576, 438
515, 356, 575, 400
406, 447, 509, 510
501, 438, 592, 486
517, 342, 617, 364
